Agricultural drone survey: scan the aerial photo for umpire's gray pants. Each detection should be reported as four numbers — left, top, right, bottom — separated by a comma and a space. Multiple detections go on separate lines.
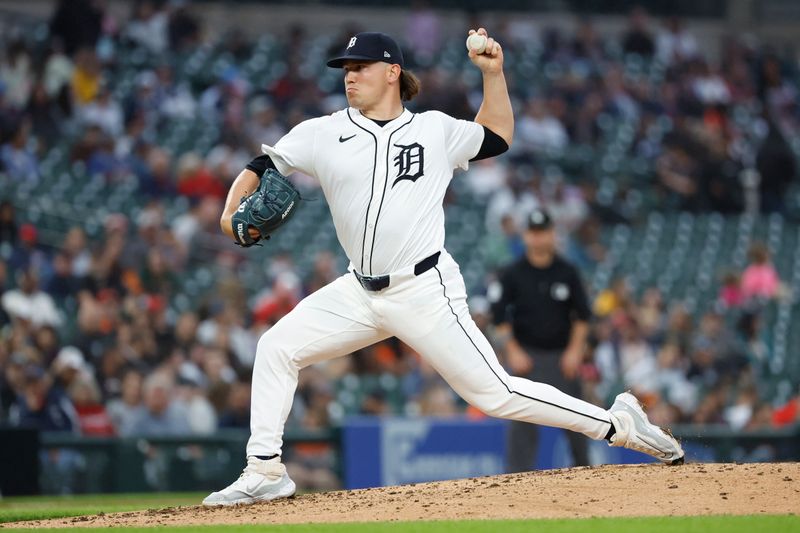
506, 347, 590, 473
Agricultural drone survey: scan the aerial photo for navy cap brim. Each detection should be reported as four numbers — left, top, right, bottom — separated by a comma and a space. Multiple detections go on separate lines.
327, 55, 390, 68
527, 223, 553, 231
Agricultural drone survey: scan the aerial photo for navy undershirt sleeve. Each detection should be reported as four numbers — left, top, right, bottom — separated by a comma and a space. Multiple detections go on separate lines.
470, 126, 509, 161
245, 154, 276, 176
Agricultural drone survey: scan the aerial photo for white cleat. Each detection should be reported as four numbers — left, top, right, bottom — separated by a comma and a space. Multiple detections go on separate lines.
202, 456, 296, 506
608, 392, 685, 465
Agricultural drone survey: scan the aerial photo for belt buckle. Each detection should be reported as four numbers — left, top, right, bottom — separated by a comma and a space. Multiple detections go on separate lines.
355, 272, 373, 289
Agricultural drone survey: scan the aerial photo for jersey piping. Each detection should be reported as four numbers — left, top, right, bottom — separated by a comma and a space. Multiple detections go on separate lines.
346, 108, 378, 274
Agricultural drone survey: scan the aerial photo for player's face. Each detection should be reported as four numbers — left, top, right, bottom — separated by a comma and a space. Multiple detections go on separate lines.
342, 60, 394, 109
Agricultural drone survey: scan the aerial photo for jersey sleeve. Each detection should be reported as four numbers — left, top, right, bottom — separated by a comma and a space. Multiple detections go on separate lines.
260, 117, 320, 177
435, 111, 485, 171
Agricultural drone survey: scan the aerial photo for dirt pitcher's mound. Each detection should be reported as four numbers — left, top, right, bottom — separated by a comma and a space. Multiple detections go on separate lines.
6, 463, 799, 529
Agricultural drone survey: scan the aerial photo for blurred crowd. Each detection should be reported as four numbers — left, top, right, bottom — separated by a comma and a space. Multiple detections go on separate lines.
1, 0, 799, 486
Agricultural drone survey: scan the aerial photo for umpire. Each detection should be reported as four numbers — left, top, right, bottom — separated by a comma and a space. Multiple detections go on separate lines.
490, 208, 593, 472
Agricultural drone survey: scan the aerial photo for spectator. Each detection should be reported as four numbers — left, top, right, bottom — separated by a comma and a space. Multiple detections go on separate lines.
772, 393, 800, 428
175, 367, 217, 434
9, 364, 79, 432
167, 0, 201, 52
484, 213, 525, 269
176, 152, 225, 200
656, 134, 701, 211
736, 311, 768, 366
107, 368, 144, 435
464, 158, 507, 200
593, 277, 630, 318
153, 63, 197, 120
594, 314, 659, 403
656, 17, 698, 65
756, 122, 796, 213
515, 98, 568, 155
405, 1, 441, 65
49, 0, 102, 56
70, 48, 102, 107
63, 226, 92, 279
2, 268, 62, 328
740, 242, 780, 302
33, 325, 60, 365
0, 39, 33, 111
654, 342, 697, 415
9, 223, 51, 276
80, 83, 124, 137
571, 17, 603, 62
69, 373, 116, 436
723, 387, 758, 431
418, 384, 458, 416
485, 168, 540, 234
690, 311, 739, 364
25, 81, 65, 150
45, 252, 81, 302
757, 55, 797, 122
636, 287, 666, 342
124, 371, 191, 436
691, 61, 731, 106
718, 272, 743, 309
542, 174, 589, 236
304, 251, 339, 295
253, 271, 302, 326
124, 0, 169, 55
0, 200, 17, 244
138, 146, 175, 198
51, 346, 88, 393
621, 6, 655, 58
1, 119, 39, 184
42, 39, 73, 104
245, 97, 286, 152
218, 381, 251, 429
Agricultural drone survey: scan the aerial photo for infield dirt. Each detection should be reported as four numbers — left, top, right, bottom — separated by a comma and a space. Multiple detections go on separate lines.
5, 462, 799, 528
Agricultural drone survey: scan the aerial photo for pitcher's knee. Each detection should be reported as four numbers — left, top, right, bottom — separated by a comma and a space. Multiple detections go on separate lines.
255, 329, 298, 371
470, 392, 516, 419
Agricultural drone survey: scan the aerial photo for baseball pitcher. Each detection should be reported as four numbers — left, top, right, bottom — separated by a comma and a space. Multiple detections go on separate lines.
204, 29, 683, 506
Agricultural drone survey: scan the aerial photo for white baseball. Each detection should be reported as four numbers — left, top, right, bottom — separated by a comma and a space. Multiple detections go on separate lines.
466, 33, 487, 54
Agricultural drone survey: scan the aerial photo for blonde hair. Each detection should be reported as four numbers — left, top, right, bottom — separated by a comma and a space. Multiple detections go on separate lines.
399, 70, 421, 101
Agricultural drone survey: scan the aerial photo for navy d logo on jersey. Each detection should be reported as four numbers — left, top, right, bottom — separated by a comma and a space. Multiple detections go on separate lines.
392, 143, 425, 188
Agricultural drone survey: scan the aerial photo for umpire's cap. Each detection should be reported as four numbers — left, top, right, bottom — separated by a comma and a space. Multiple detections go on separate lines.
527, 208, 553, 230
327, 32, 404, 68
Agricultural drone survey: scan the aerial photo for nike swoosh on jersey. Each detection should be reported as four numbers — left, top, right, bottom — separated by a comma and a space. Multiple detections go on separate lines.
339, 134, 356, 143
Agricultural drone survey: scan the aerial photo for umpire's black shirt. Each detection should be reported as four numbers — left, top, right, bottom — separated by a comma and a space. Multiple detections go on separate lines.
490, 255, 591, 350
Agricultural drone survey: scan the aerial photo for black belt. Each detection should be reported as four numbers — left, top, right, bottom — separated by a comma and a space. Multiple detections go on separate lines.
354, 251, 441, 292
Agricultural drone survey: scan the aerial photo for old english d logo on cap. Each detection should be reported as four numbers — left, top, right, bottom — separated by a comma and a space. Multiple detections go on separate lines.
327, 32, 404, 68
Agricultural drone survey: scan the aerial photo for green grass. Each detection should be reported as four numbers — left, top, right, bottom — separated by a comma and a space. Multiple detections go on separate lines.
4, 515, 800, 532
0, 492, 205, 524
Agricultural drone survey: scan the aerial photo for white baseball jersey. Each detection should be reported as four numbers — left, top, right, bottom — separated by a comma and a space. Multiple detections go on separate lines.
262, 107, 484, 276
245, 106, 614, 460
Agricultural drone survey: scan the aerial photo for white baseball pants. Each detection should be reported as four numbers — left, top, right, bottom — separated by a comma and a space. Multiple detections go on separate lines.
247, 250, 613, 457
